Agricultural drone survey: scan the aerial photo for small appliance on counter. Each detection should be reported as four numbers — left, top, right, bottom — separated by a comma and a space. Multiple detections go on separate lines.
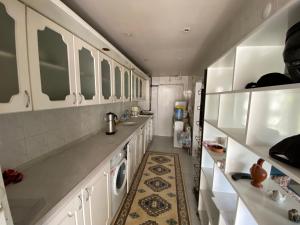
131, 106, 140, 117
105, 112, 118, 135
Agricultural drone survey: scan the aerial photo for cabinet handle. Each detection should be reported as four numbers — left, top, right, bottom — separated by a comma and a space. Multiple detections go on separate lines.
104, 171, 108, 177
78, 195, 82, 210
25, 90, 30, 108
67, 211, 73, 217
79, 93, 83, 104
85, 188, 90, 202
73, 92, 77, 104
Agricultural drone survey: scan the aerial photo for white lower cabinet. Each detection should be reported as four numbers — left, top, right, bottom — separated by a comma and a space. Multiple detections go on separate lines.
45, 193, 82, 225
127, 135, 137, 190
0, 210, 6, 225
136, 127, 144, 165
82, 163, 110, 225
45, 162, 110, 225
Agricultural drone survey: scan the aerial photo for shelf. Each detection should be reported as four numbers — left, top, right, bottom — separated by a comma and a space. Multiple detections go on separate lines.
0, 50, 16, 59
247, 145, 300, 185
205, 118, 300, 185
226, 174, 300, 225
205, 120, 218, 128
218, 128, 246, 144
204, 95, 220, 123
206, 83, 300, 95
206, 67, 234, 93
40, 61, 67, 71
206, 118, 247, 143
201, 190, 219, 225
233, 46, 285, 91
203, 145, 226, 163
212, 192, 237, 225
202, 167, 214, 189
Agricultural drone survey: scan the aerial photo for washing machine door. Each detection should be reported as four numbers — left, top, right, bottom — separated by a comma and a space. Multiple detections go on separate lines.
113, 159, 127, 195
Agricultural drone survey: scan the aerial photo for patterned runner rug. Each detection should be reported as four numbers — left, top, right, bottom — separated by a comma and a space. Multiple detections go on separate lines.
113, 151, 190, 225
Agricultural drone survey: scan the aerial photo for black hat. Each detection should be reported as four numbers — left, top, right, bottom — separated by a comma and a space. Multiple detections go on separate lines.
269, 134, 300, 168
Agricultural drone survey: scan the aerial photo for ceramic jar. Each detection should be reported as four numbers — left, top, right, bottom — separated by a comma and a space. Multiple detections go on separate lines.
250, 158, 267, 188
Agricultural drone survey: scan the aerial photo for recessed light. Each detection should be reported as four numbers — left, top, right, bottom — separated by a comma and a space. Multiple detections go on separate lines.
122, 32, 133, 37
102, 47, 110, 51
183, 27, 191, 33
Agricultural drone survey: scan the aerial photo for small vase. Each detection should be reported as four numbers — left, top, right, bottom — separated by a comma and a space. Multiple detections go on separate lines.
250, 158, 267, 188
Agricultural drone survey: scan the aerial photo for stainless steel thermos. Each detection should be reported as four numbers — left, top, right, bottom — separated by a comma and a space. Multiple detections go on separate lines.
105, 112, 118, 135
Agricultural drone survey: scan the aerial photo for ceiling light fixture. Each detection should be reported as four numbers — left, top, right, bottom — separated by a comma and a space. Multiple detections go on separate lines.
183, 27, 191, 33
123, 32, 133, 37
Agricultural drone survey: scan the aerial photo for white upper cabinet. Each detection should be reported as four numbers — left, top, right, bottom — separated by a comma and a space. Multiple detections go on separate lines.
99, 52, 114, 103
139, 78, 145, 100
0, 0, 32, 114
131, 73, 139, 101
123, 68, 131, 102
74, 37, 100, 106
27, 9, 76, 110
113, 62, 123, 102
131, 73, 135, 101
135, 76, 139, 100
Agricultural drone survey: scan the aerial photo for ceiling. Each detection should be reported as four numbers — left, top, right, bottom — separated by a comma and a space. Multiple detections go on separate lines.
61, 0, 245, 76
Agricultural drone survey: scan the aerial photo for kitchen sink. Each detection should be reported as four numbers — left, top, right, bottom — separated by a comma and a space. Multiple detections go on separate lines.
121, 121, 137, 126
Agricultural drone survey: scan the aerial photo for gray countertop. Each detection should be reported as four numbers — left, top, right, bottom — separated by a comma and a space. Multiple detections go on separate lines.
5, 116, 150, 225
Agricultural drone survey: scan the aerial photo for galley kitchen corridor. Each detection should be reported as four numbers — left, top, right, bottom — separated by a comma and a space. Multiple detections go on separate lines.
112, 136, 201, 225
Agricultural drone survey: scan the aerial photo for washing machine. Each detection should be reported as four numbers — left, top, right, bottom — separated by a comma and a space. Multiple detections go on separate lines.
111, 145, 127, 217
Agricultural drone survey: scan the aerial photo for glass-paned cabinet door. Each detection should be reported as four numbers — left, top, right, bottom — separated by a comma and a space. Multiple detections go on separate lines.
135, 76, 139, 100
139, 79, 143, 99
123, 69, 130, 101
99, 53, 113, 103
27, 9, 76, 110
114, 62, 122, 102
74, 37, 99, 106
0, 0, 32, 114
131, 74, 136, 100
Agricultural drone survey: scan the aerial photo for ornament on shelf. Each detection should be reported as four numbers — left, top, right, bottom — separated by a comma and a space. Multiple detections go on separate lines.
250, 158, 267, 188
269, 190, 286, 203
289, 209, 300, 223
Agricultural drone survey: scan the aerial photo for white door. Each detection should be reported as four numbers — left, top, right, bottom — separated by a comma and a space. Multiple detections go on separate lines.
74, 36, 100, 106
83, 164, 110, 225
0, 0, 32, 114
27, 8, 76, 110
156, 85, 184, 136
151, 86, 158, 136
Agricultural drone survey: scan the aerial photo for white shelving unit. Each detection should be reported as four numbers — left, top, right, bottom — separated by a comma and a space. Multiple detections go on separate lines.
204, 94, 220, 127
199, 2, 300, 225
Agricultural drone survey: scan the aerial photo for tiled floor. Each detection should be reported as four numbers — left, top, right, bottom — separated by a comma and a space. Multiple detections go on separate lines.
148, 136, 202, 225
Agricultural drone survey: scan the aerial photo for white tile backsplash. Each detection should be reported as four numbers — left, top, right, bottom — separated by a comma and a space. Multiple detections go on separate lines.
0, 102, 135, 169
